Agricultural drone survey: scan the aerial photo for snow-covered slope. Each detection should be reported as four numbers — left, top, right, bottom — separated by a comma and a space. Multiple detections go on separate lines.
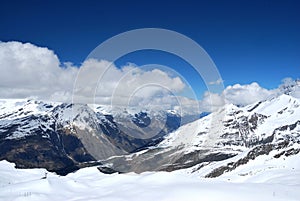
160, 94, 300, 150
100, 94, 300, 174
0, 157, 299, 201
0, 99, 58, 139
0, 99, 59, 119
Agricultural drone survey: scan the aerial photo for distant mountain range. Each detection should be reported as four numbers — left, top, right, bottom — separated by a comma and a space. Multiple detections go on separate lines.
0, 92, 299, 176
0, 99, 198, 175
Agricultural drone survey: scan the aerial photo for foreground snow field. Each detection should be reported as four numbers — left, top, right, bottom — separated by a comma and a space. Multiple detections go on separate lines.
1, 151, 300, 201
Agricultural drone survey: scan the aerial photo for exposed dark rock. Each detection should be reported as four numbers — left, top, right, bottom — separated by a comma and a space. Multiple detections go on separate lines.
247, 101, 262, 112
132, 112, 151, 128
0, 122, 98, 175
97, 166, 121, 174
276, 120, 300, 132
161, 151, 236, 172
274, 147, 300, 158
205, 141, 291, 178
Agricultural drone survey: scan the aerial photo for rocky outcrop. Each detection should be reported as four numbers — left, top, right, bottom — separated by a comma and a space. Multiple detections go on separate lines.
0, 123, 95, 175
205, 141, 292, 178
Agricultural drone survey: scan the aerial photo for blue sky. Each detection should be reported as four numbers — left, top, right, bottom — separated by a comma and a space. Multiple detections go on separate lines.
1, 0, 299, 100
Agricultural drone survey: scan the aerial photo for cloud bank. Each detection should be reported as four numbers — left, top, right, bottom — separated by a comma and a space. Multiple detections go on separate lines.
0, 41, 199, 114
0, 41, 77, 100
0, 41, 299, 114
201, 79, 300, 111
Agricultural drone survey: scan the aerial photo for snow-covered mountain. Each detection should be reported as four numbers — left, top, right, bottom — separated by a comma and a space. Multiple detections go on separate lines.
0, 92, 299, 177
0, 90, 300, 201
99, 94, 300, 174
0, 99, 186, 175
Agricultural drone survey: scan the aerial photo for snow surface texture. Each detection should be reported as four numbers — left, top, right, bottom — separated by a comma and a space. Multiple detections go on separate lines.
1, 146, 300, 201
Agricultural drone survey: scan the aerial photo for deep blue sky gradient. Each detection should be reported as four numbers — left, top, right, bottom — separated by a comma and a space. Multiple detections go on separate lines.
1, 0, 299, 98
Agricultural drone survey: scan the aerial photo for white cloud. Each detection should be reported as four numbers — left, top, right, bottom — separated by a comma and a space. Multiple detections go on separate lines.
208, 78, 224, 85
223, 82, 275, 106
0, 41, 78, 100
1, 41, 299, 115
199, 82, 277, 112
71, 59, 186, 106
278, 77, 300, 98
199, 92, 226, 112
200, 79, 300, 112
0, 41, 196, 113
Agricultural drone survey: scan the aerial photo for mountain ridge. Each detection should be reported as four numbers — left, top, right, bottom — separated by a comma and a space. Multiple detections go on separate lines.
0, 93, 299, 175
98, 94, 300, 173
0, 99, 186, 174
